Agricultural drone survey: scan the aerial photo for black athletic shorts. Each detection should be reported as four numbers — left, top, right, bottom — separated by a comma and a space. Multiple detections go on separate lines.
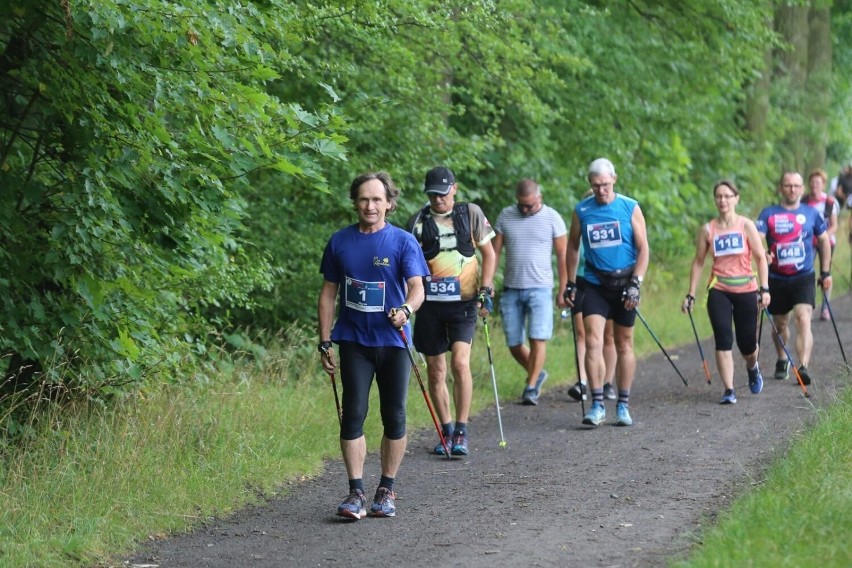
767, 273, 815, 315
580, 281, 637, 327
412, 299, 478, 356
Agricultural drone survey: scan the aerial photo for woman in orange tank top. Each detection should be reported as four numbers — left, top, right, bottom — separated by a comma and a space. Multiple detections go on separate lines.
681, 181, 771, 404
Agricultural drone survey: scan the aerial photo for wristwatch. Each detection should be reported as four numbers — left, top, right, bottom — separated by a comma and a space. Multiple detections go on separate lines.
400, 304, 412, 318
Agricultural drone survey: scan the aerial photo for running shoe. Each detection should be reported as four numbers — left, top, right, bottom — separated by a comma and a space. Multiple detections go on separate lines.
820, 307, 830, 321
748, 365, 764, 394
774, 359, 790, 380
450, 432, 469, 456
368, 487, 396, 517
567, 381, 587, 401
615, 402, 633, 426
719, 389, 737, 404
797, 365, 812, 385
432, 436, 451, 455
337, 489, 367, 520
535, 369, 549, 394
603, 382, 616, 400
582, 401, 606, 426
521, 386, 539, 405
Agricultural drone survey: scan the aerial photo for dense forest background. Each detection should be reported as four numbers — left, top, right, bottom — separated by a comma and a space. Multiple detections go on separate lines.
2, 0, 851, 399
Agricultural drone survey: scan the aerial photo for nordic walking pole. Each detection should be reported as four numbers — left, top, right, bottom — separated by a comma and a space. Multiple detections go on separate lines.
319, 345, 343, 426
687, 307, 712, 384
822, 292, 848, 366
569, 311, 586, 416
396, 321, 451, 458
635, 308, 688, 386
762, 308, 809, 397
481, 316, 507, 448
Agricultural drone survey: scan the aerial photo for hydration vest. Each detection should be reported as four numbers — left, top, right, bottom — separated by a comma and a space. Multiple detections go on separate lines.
411, 202, 475, 261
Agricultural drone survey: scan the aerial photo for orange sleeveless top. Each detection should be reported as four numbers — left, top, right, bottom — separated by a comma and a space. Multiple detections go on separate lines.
706, 217, 757, 293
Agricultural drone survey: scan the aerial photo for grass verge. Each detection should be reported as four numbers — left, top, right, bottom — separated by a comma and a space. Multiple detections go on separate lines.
672, 386, 852, 568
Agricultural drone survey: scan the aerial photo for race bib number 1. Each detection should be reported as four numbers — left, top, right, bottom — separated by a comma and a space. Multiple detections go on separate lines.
426, 276, 462, 302
587, 221, 622, 249
345, 278, 385, 312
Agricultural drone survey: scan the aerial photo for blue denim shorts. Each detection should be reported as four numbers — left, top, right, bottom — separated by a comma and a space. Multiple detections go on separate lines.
499, 287, 554, 347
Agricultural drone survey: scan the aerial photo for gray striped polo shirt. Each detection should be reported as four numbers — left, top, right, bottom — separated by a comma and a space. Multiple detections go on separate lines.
494, 204, 567, 289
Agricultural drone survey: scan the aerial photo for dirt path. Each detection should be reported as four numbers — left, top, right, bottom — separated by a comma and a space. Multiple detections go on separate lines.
124, 294, 849, 568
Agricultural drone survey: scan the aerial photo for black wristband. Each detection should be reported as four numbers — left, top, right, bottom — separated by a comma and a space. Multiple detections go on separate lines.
820, 271, 831, 280
758, 287, 769, 295
400, 304, 412, 318
479, 286, 492, 296
318, 341, 332, 354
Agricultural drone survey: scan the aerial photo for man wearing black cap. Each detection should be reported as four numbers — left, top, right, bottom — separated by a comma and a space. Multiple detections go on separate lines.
406, 166, 497, 456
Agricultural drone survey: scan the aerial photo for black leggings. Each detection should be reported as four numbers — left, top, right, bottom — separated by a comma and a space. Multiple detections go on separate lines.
338, 342, 410, 440
706, 288, 758, 355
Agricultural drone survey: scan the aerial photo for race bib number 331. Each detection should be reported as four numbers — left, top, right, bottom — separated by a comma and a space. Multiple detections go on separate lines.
587, 221, 623, 249
345, 278, 385, 312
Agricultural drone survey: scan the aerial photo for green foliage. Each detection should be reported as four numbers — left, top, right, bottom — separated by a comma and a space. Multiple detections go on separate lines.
0, 1, 347, 388
241, 0, 781, 324
2, 0, 850, 387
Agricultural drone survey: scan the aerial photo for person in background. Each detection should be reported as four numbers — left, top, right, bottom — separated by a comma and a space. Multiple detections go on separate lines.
803, 168, 839, 321
567, 243, 617, 402
564, 158, 649, 427
682, 180, 770, 404
756, 171, 832, 385
492, 179, 568, 405
406, 166, 496, 456
318, 171, 429, 520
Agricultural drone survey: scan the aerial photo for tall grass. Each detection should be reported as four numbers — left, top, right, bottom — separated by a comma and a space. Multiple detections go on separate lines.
0, 242, 849, 567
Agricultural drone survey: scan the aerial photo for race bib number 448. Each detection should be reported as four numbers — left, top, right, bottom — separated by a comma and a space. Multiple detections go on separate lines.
345, 278, 385, 312
775, 241, 805, 267
587, 221, 622, 249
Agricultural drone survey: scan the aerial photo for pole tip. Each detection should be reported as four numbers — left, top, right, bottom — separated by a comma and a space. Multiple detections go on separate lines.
499, 440, 507, 448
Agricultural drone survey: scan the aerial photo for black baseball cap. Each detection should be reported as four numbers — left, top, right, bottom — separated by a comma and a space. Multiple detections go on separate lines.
424, 166, 456, 195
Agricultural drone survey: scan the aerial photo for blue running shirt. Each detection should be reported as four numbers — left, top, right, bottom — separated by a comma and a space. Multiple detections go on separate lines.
320, 223, 429, 347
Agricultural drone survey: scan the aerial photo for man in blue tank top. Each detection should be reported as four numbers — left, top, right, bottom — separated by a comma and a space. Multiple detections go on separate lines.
564, 158, 650, 427
318, 171, 429, 520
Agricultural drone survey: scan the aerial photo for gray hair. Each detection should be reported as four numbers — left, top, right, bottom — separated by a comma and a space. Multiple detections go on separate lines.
588, 158, 616, 178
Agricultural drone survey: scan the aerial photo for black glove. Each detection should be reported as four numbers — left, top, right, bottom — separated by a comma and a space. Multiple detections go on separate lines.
623, 276, 641, 303
563, 281, 576, 302
478, 287, 493, 314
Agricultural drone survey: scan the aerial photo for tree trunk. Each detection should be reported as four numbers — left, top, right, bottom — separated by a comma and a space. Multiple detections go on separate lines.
775, 4, 810, 172
805, 7, 832, 173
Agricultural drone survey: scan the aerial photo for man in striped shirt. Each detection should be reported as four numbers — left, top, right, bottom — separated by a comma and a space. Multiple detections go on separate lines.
493, 179, 569, 405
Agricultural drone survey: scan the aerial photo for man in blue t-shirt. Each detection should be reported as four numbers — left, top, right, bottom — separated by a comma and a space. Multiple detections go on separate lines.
756, 171, 832, 385
317, 171, 429, 521
564, 158, 650, 428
